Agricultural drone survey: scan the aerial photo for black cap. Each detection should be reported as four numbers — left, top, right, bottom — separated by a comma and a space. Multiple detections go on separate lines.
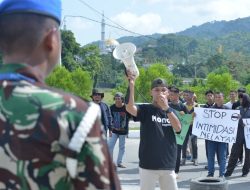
238, 87, 246, 93
91, 89, 104, 98
114, 92, 124, 98
151, 78, 168, 89
170, 86, 180, 93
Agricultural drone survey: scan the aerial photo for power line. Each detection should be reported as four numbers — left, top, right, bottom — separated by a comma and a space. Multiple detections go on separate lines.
77, 0, 130, 32
77, 0, 103, 18
75, 0, 158, 40
63, 15, 158, 40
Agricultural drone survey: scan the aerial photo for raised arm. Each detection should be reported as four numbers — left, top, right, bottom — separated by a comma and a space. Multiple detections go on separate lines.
125, 72, 138, 117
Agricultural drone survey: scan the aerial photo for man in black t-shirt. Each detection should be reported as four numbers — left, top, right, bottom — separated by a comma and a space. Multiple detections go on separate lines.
126, 73, 181, 190
232, 87, 246, 110
231, 87, 246, 166
108, 92, 131, 168
169, 87, 188, 177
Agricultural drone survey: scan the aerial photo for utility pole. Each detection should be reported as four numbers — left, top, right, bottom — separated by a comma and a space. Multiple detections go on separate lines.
100, 12, 106, 53
63, 16, 67, 30
59, 17, 68, 67
194, 64, 197, 78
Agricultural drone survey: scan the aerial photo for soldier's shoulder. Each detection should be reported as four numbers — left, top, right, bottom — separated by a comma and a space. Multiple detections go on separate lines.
40, 85, 90, 112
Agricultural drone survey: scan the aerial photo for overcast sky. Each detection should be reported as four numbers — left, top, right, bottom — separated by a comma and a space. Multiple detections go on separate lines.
2, 0, 250, 46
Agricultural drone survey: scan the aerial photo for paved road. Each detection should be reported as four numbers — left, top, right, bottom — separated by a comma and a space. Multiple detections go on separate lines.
112, 136, 250, 190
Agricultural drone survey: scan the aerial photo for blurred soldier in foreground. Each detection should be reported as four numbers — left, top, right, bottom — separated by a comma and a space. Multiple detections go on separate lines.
0, 0, 120, 189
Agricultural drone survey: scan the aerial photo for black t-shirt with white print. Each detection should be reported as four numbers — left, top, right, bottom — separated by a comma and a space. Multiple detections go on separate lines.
110, 104, 130, 135
136, 104, 177, 170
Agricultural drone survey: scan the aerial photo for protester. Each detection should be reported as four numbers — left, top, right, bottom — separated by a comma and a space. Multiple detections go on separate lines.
232, 87, 247, 165
224, 93, 250, 177
91, 88, 112, 136
169, 87, 188, 177
202, 90, 216, 170
109, 92, 131, 168
232, 87, 246, 109
181, 90, 199, 166
126, 74, 181, 190
206, 92, 228, 177
203, 90, 215, 108
0, 0, 120, 189
181, 90, 192, 161
224, 90, 238, 162
224, 90, 238, 109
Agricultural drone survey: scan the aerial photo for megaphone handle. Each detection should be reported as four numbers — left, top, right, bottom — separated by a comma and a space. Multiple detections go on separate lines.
124, 67, 128, 76
125, 86, 130, 104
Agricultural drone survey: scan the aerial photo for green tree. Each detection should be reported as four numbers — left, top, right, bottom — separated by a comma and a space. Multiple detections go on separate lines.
206, 72, 239, 96
212, 65, 229, 74
188, 85, 206, 104
79, 45, 102, 88
71, 68, 93, 99
46, 66, 92, 99
61, 30, 81, 71
187, 39, 198, 55
46, 66, 74, 91
245, 84, 250, 95
206, 53, 225, 72
99, 51, 126, 88
135, 63, 174, 102
141, 47, 158, 64
113, 63, 174, 103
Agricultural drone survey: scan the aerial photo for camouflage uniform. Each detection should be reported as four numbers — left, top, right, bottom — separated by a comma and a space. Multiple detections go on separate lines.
0, 63, 121, 190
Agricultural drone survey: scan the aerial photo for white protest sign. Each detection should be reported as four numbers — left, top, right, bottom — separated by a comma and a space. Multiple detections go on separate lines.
243, 119, 250, 149
192, 107, 240, 143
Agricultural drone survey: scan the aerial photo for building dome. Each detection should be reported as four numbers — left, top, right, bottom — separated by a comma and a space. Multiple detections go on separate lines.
105, 38, 119, 47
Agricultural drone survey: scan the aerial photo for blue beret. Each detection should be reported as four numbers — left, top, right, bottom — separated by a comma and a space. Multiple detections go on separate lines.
0, 0, 61, 24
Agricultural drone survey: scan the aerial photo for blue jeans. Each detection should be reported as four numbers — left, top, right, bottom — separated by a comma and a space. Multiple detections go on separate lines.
207, 140, 227, 176
108, 133, 126, 165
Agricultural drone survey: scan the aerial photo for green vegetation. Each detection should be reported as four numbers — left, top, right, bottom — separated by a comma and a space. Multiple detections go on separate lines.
50, 20, 250, 104
46, 66, 92, 100
2, 17, 250, 104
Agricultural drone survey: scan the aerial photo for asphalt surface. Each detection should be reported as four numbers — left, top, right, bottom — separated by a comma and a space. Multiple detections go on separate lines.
111, 132, 250, 190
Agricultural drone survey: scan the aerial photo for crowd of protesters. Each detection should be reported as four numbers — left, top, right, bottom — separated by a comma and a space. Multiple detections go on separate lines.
1, 2, 248, 189
91, 82, 250, 190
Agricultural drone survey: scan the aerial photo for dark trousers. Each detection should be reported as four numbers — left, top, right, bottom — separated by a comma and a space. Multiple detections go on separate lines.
175, 144, 182, 173
239, 145, 244, 162
226, 141, 250, 175
182, 127, 198, 160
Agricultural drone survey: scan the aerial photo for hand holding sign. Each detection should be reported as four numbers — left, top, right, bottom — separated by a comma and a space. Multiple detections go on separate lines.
243, 119, 250, 149
175, 112, 192, 145
192, 108, 240, 143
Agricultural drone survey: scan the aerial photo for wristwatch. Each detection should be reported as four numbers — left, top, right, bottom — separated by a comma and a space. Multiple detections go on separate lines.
166, 107, 173, 114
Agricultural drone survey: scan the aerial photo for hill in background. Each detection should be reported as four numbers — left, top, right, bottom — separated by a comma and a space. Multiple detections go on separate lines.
88, 16, 250, 85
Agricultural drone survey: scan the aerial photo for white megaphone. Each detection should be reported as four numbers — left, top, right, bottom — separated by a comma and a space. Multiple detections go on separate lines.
113, 42, 139, 78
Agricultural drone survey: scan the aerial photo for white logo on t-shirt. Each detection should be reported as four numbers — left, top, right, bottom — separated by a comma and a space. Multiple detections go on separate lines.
152, 115, 171, 127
